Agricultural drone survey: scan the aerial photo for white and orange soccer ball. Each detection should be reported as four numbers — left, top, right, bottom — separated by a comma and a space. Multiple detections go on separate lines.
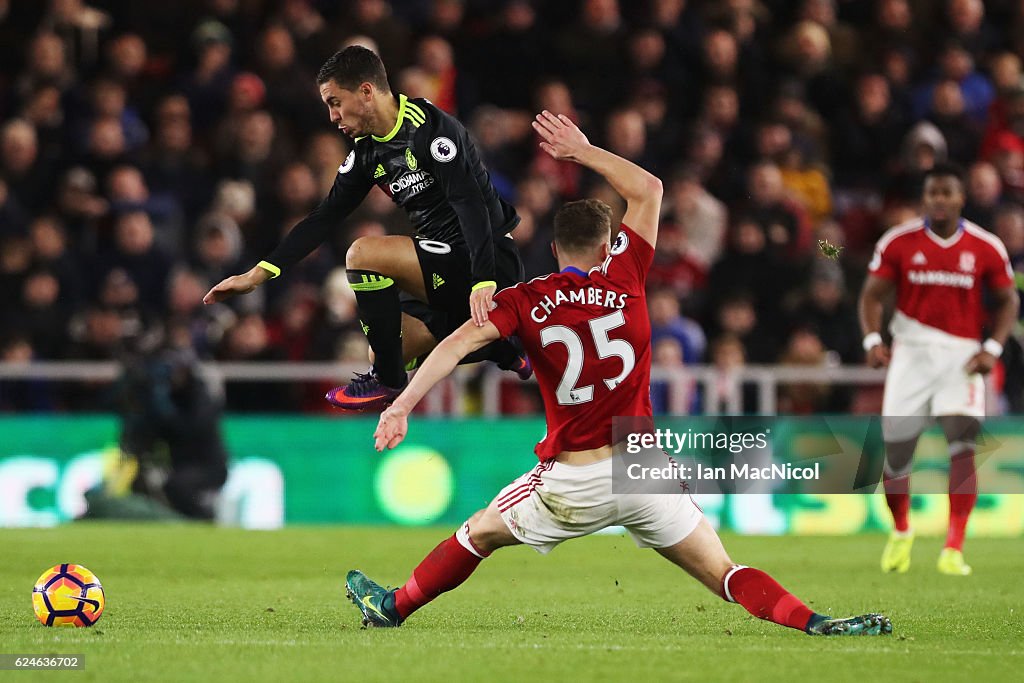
32, 564, 105, 627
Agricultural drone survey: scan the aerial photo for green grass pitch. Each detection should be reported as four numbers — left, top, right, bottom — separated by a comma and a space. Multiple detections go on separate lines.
1, 523, 1021, 682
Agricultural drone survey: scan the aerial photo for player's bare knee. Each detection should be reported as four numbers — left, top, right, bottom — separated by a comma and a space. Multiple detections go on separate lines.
467, 507, 513, 554
939, 415, 980, 444
467, 513, 496, 547
883, 439, 917, 477
468, 531, 501, 555
655, 518, 733, 596
345, 238, 364, 270
346, 236, 383, 271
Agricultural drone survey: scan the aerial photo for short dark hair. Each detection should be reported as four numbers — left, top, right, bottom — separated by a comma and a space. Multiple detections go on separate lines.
923, 161, 965, 187
553, 199, 613, 254
316, 46, 390, 92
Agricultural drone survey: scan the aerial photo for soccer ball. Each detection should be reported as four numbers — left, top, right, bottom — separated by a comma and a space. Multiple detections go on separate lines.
31, 564, 105, 627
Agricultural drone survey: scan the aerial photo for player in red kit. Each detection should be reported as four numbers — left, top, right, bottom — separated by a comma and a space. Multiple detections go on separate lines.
343, 111, 892, 636
859, 163, 1020, 576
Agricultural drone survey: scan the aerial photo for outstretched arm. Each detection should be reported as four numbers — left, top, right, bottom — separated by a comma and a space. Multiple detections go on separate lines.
374, 319, 501, 451
203, 263, 274, 304
203, 154, 372, 304
532, 110, 663, 248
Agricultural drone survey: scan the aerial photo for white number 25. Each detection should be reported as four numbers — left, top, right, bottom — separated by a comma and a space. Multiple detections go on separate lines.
539, 310, 636, 405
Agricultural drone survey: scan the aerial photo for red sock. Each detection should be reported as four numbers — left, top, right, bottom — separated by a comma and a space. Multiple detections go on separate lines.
883, 470, 911, 532
946, 448, 977, 551
722, 566, 816, 631
393, 524, 487, 619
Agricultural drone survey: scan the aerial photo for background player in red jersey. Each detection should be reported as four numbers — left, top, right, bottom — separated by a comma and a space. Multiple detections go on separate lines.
344, 111, 891, 637
859, 163, 1020, 576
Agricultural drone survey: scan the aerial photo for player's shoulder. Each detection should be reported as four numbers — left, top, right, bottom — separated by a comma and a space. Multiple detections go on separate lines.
336, 143, 364, 176
407, 96, 437, 118
962, 220, 1011, 259
594, 224, 654, 275
611, 224, 652, 254
397, 96, 428, 130
407, 97, 460, 133
876, 217, 926, 251
407, 97, 467, 162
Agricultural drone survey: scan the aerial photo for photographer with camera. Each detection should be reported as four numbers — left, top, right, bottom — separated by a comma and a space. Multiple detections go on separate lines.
115, 347, 229, 520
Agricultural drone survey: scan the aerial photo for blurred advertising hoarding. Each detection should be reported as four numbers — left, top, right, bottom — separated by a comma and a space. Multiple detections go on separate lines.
0, 416, 1021, 535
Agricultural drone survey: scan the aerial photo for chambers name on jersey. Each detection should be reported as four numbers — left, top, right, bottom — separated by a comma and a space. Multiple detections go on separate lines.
869, 217, 1014, 343
488, 225, 654, 461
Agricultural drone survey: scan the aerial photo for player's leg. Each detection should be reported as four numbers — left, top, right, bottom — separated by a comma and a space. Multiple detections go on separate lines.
652, 516, 734, 592
381, 457, 608, 624
345, 457, 617, 627
936, 413, 981, 576
416, 236, 532, 378
654, 517, 892, 635
398, 313, 438, 364
879, 435, 919, 572
879, 341, 933, 572
344, 471, 531, 629
932, 345, 985, 575
330, 236, 426, 410
389, 292, 502, 371
327, 311, 437, 410
327, 236, 428, 409
346, 234, 430, 298
344, 503, 518, 628
365, 313, 438, 366
625, 491, 820, 632
390, 503, 520, 620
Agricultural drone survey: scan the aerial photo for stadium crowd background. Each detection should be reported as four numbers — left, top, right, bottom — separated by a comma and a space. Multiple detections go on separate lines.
1, 0, 1024, 414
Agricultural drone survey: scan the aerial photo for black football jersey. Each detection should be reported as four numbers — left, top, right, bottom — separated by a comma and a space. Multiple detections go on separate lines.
264, 94, 519, 283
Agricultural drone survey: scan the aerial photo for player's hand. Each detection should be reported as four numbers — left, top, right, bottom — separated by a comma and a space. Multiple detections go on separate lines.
964, 351, 997, 375
469, 283, 496, 326
866, 343, 891, 368
203, 267, 269, 305
374, 405, 408, 451
532, 110, 590, 162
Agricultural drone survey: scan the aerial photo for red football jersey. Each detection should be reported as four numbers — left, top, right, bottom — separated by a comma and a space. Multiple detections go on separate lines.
489, 224, 654, 461
869, 217, 1014, 341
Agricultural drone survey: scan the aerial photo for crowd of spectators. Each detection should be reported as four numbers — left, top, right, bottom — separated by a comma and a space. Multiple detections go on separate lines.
2, 0, 1024, 413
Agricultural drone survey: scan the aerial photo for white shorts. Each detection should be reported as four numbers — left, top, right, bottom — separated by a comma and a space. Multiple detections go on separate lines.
881, 338, 985, 441
494, 457, 703, 554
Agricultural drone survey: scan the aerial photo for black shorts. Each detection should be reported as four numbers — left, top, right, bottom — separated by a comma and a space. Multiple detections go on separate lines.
400, 233, 525, 341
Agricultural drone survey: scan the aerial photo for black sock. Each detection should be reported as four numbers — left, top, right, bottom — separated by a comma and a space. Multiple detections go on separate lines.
347, 269, 405, 388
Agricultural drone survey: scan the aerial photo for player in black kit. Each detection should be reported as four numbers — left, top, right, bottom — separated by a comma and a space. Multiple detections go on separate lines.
204, 47, 529, 411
